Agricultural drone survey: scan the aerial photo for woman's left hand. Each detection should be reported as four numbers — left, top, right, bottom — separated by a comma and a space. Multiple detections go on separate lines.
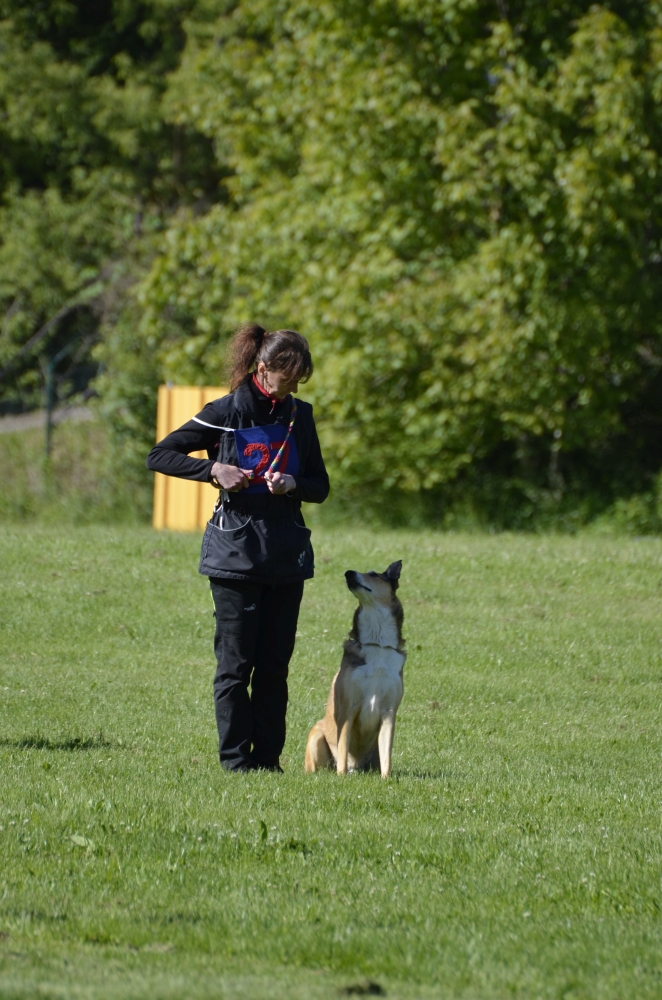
264, 471, 296, 495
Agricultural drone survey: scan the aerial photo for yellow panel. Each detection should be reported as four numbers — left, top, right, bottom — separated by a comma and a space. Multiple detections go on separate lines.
202, 386, 224, 406
164, 387, 199, 532
156, 385, 171, 441
152, 385, 228, 532
152, 386, 171, 530
167, 475, 199, 532
153, 473, 167, 530
198, 481, 219, 530
169, 386, 202, 431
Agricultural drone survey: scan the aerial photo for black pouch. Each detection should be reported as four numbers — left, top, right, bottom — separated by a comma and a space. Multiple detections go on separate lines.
199, 506, 268, 578
199, 503, 313, 582
275, 518, 314, 581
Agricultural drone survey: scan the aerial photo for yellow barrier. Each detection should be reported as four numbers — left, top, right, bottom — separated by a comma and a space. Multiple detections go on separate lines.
152, 385, 227, 531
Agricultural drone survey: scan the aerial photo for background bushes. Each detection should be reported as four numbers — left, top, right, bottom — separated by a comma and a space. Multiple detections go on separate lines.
2, 0, 662, 529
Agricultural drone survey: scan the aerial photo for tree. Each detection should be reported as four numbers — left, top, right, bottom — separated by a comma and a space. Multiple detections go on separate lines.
5, 0, 661, 525
0, 0, 221, 414
119, 0, 662, 522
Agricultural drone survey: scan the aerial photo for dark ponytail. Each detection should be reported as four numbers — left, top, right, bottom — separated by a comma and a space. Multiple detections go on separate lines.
228, 323, 267, 390
227, 323, 313, 391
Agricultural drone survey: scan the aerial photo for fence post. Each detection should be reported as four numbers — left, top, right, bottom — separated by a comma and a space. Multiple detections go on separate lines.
44, 357, 56, 459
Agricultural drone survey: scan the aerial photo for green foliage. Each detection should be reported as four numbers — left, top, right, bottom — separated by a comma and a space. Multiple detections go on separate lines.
0, 0, 221, 411
4, 1, 662, 524
2, 526, 662, 996
589, 470, 662, 534
110, 0, 662, 523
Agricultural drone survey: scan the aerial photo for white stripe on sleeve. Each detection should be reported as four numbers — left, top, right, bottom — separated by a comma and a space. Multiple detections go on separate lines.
192, 416, 235, 431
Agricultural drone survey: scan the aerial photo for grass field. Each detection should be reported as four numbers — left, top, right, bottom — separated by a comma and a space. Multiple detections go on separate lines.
1, 524, 662, 999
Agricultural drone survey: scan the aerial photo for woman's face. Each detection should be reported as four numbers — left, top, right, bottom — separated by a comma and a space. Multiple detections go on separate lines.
257, 362, 299, 400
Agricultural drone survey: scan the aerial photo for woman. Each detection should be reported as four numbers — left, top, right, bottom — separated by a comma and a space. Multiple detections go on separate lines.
146, 325, 329, 772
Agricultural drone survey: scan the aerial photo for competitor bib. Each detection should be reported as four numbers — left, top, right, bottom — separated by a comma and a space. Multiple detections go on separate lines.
233, 424, 300, 494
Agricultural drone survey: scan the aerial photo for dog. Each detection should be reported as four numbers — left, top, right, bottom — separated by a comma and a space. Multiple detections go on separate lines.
304, 561, 405, 778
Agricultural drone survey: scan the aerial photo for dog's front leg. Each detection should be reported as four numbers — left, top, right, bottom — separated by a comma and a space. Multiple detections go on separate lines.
377, 712, 396, 778
336, 713, 355, 775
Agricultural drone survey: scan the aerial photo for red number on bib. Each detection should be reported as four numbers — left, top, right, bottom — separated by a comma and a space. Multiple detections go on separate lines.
243, 441, 270, 477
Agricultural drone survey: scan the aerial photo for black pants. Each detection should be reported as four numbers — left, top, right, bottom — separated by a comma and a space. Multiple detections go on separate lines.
209, 577, 304, 771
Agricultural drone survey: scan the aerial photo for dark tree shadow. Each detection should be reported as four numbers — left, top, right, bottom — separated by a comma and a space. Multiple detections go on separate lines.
0, 734, 116, 751
392, 768, 451, 780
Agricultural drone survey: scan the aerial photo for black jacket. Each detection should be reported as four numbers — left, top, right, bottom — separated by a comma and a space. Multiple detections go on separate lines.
146, 377, 330, 584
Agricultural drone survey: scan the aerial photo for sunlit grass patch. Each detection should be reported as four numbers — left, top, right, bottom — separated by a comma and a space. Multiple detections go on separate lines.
1, 525, 661, 998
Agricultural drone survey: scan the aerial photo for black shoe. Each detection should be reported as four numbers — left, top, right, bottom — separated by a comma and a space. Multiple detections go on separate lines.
221, 760, 257, 773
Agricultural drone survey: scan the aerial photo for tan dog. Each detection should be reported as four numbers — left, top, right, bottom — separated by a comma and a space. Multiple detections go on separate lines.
305, 561, 405, 778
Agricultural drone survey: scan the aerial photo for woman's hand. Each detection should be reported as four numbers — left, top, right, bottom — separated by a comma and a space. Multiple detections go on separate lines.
264, 470, 296, 495
210, 462, 251, 491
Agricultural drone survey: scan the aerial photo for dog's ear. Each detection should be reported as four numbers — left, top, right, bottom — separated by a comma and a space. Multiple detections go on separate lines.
385, 560, 402, 588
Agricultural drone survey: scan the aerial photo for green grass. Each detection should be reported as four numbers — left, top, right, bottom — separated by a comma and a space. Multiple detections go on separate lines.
1, 525, 662, 999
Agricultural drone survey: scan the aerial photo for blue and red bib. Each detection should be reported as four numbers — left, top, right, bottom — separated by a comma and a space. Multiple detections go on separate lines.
233, 425, 299, 493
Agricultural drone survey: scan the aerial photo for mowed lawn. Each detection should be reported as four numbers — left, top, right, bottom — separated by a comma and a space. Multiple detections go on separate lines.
1, 525, 661, 1000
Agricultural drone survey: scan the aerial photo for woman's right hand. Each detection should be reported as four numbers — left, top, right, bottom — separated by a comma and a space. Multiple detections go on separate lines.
210, 462, 251, 491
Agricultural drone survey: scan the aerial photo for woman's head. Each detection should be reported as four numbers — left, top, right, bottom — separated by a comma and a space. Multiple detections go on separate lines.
228, 323, 313, 397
